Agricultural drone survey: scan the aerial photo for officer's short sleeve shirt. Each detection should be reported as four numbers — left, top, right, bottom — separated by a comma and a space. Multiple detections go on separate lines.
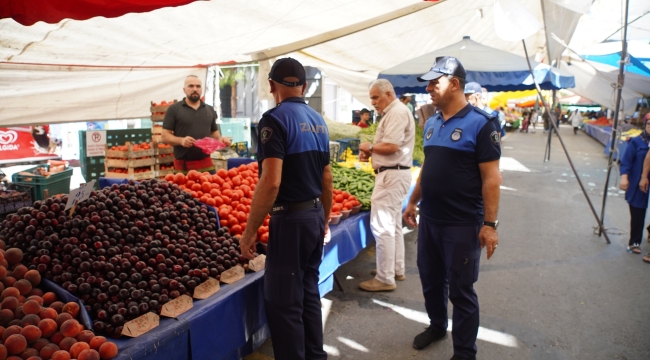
419, 104, 501, 225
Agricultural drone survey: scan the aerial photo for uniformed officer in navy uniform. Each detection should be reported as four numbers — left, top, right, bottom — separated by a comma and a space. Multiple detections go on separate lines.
403, 56, 501, 360
240, 58, 332, 360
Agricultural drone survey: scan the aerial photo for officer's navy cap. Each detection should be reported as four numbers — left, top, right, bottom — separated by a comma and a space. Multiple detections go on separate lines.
269, 57, 306, 87
464, 82, 482, 95
417, 56, 467, 82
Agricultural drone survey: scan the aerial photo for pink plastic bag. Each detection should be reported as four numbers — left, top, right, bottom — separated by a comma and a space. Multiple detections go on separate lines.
194, 137, 227, 154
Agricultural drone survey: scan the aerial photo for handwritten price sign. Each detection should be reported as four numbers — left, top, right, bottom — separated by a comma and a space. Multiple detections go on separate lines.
64, 180, 96, 211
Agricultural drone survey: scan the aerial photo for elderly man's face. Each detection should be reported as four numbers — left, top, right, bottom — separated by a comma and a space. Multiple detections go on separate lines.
370, 86, 391, 114
184, 77, 202, 102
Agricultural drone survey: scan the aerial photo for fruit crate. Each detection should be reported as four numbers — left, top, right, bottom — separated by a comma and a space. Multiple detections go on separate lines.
0, 183, 33, 215
150, 100, 176, 122
11, 165, 73, 201
105, 142, 155, 159
155, 164, 175, 178
155, 142, 174, 155
329, 141, 340, 163
156, 153, 175, 164
336, 138, 360, 161
105, 157, 156, 168
79, 129, 153, 186
104, 165, 155, 181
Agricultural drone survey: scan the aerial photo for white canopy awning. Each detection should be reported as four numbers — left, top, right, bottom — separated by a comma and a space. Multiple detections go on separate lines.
2, 0, 641, 126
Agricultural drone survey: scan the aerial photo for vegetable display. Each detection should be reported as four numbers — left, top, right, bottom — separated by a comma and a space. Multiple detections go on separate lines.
331, 163, 374, 210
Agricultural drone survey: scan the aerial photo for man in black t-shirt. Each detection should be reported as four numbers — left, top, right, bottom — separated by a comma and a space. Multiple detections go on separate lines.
239, 58, 331, 360
162, 75, 231, 173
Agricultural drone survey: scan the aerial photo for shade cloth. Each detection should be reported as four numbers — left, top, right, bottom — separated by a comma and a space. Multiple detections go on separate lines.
379, 37, 575, 93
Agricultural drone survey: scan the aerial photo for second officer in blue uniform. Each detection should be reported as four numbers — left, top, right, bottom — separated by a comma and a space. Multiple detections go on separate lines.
240, 58, 332, 360
404, 56, 502, 360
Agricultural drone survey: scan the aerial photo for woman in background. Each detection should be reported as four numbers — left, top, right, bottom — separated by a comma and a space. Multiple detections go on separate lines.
619, 116, 650, 255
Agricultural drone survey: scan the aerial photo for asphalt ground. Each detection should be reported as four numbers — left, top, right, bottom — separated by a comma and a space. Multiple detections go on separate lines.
247, 124, 650, 360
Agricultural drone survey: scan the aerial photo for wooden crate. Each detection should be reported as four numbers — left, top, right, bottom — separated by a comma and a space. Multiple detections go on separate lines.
105, 164, 155, 180
156, 155, 175, 164
155, 143, 174, 155
150, 100, 176, 121
152, 125, 163, 135
105, 142, 155, 159
156, 164, 175, 178
105, 157, 156, 168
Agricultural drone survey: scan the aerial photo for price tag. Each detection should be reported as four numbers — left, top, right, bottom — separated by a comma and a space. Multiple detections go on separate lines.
161, 295, 193, 318
248, 255, 266, 272
122, 312, 159, 338
220, 265, 245, 284
193, 278, 220, 299
65, 180, 96, 211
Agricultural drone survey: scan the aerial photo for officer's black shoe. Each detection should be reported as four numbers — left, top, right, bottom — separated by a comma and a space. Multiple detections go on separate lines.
450, 355, 476, 360
412, 327, 447, 350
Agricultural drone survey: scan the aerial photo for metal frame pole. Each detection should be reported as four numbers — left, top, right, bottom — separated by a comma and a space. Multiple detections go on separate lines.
598, 0, 630, 236
522, 40, 611, 244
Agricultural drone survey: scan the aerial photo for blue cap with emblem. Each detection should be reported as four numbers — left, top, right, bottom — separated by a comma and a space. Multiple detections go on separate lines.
268, 57, 306, 87
464, 82, 482, 95
417, 56, 467, 82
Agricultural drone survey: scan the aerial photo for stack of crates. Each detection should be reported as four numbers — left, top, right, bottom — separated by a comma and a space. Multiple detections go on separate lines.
11, 165, 73, 201
79, 129, 153, 186
150, 100, 176, 143
155, 142, 175, 178
104, 142, 156, 180
336, 138, 360, 162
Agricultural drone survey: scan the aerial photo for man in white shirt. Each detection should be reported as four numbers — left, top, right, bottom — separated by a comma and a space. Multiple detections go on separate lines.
358, 79, 415, 291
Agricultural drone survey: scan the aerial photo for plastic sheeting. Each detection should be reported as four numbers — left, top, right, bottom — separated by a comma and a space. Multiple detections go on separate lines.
378, 37, 575, 93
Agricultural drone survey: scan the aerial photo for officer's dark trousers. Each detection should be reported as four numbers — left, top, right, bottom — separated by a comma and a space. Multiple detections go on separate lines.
417, 217, 481, 359
265, 206, 327, 360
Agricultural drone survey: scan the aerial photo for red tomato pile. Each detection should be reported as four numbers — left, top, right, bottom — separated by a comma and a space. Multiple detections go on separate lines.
165, 164, 271, 243
331, 189, 361, 215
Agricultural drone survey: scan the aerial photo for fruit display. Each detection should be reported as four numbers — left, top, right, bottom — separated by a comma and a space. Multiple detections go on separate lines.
331, 164, 373, 210
106, 167, 152, 175
108, 142, 152, 152
0, 248, 119, 359
164, 165, 270, 244
105, 142, 156, 181
0, 178, 257, 337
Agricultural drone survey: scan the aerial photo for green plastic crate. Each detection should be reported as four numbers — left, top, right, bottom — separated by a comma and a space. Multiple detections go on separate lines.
79, 129, 153, 186
11, 165, 73, 201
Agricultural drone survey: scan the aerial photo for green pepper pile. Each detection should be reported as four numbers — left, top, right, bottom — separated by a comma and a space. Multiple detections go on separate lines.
331, 163, 374, 210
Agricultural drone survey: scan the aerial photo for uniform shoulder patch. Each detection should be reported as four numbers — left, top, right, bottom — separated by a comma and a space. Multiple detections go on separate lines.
260, 127, 273, 144
473, 107, 496, 121
425, 127, 434, 140
490, 130, 500, 146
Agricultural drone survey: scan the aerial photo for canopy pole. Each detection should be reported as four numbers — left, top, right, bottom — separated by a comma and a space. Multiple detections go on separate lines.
598, 0, 630, 237
522, 39, 611, 244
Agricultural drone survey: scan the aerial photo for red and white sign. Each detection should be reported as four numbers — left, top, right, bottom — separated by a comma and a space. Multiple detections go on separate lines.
86, 130, 106, 157
0, 127, 58, 163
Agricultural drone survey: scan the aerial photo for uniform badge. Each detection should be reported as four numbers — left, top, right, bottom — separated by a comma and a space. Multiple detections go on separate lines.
260, 127, 273, 144
451, 128, 463, 142
425, 128, 433, 140
490, 131, 500, 146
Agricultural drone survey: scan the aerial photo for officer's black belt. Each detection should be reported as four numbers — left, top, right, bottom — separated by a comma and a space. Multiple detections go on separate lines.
374, 165, 411, 174
271, 198, 321, 215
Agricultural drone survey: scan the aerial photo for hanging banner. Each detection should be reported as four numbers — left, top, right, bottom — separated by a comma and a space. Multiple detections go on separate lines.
0, 127, 59, 163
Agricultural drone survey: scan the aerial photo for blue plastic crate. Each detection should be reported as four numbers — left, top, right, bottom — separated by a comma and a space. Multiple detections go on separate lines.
336, 138, 360, 161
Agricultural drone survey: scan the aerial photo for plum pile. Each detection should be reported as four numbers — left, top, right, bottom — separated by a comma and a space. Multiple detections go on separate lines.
0, 179, 251, 337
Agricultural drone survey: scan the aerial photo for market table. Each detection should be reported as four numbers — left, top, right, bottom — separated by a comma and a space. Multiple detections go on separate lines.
583, 123, 612, 147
